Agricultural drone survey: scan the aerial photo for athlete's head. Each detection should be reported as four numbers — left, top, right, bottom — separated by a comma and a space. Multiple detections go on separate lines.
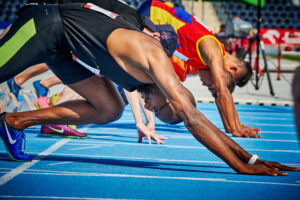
199, 69, 235, 97
143, 17, 178, 57
137, 84, 196, 124
223, 53, 252, 87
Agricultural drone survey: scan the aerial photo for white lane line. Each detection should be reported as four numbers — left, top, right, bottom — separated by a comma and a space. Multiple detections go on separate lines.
5, 170, 300, 187
48, 161, 73, 166
234, 138, 299, 143
90, 135, 121, 138
201, 111, 293, 116
242, 117, 292, 121
246, 149, 300, 153
69, 145, 113, 151
261, 131, 296, 134
87, 127, 118, 130
66, 140, 300, 151
12, 153, 297, 167
0, 196, 131, 200
244, 123, 295, 127
2, 142, 299, 154
163, 135, 299, 142
77, 124, 93, 132
0, 138, 71, 186
28, 132, 299, 142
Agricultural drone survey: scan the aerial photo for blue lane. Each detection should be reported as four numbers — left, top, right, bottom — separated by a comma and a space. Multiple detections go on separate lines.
0, 103, 299, 199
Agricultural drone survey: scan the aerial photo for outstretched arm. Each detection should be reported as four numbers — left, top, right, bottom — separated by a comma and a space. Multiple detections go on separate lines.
147, 48, 298, 175
139, 93, 155, 133
199, 38, 260, 138
216, 99, 261, 137
124, 89, 167, 144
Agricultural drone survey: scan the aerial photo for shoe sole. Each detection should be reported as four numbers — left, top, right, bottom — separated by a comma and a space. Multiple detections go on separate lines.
40, 133, 86, 139
0, 135, 32, 162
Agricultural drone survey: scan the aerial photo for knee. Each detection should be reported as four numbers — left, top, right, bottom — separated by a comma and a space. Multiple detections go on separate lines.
94, 102, 125, 124
106, 107, 124, 122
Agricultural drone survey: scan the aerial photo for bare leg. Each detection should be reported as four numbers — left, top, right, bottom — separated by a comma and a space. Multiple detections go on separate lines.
14, 63, 49, 87
56, 86, 84, 104
40, 75, 62, 89
0, 99, 4, 113
0, 25, 11, 40
5, 75, 125, 130
293, 66, 300, 141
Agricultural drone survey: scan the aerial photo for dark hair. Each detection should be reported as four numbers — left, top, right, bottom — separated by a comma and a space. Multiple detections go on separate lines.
136, 83, 155, 94
144, 18, 178, 57
137, 84, 196, 125
236, 60, 252, 87
227, 72, 236, 94
220, 24, 226, 29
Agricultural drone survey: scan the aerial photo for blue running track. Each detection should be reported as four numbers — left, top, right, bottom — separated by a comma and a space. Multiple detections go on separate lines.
0, 103, 299, 199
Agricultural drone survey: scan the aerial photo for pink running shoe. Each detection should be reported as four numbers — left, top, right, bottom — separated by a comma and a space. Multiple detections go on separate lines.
40, 125, 87, 139
34, 97, 49, 109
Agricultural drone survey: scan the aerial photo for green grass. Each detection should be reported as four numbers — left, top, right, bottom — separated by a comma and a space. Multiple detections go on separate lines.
268, 54, 300, 62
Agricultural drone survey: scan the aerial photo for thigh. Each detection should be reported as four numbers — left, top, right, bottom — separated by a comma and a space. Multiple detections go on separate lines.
47, 55, 94, 85
47, 52, 124, 109
67, 75, 125, 113
49, 55, 124, 112
56, 86, 84, 104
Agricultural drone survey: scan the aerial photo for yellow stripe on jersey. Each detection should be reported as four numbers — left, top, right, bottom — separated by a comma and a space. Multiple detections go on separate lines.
150, 7, 185, 32
196, 35, 226, 66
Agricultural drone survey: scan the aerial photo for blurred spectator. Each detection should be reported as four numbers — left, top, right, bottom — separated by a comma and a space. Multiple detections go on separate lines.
216, 24, 231, 52
292, 66, 300, 142
217, 24, 226, 36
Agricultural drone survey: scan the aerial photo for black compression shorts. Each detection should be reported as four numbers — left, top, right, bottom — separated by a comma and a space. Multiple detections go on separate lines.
0, 4, 144, 91
0, 5, 94, 85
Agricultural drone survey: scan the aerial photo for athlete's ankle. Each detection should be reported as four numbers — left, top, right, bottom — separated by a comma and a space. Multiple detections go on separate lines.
5, 113, 26, 131
13, 77, 22, 88
39, 80, 49, 89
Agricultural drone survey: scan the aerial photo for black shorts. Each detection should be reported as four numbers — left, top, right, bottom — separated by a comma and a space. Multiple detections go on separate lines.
0, 4, 144, 90
0, 5, 94, 85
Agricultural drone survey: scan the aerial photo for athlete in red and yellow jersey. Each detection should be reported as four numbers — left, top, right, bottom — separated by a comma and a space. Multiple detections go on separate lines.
140, 0, 260, 138
150, 0, 226, 81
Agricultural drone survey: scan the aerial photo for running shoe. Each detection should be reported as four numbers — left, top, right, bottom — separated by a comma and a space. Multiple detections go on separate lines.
33, 80, 48, 97
34, 96, 50, 109
7, 78, 20, 98
40, 125, 87, 139
0, 112, 32, 161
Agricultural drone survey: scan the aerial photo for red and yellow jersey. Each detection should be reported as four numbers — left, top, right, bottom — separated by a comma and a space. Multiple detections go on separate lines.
149, 0, 226, 81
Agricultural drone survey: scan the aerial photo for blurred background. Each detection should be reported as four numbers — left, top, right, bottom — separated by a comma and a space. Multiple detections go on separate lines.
0, 0, 300, 106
